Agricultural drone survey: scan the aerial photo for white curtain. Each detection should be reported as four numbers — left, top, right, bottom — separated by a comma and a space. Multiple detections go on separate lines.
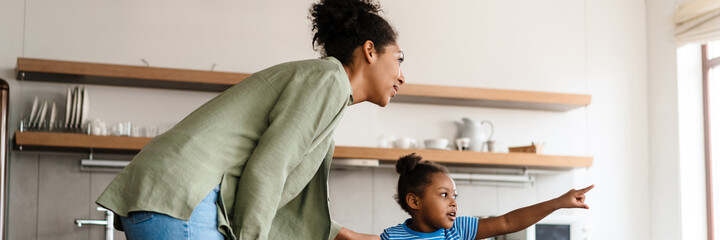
674, 0, 720, 45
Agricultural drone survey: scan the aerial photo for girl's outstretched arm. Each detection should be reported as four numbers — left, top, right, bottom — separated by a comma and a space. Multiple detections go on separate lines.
474, 185, 594, 240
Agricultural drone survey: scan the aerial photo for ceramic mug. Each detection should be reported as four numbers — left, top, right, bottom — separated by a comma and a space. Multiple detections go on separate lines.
485, 140, 496, 152
455, 138, 470, 151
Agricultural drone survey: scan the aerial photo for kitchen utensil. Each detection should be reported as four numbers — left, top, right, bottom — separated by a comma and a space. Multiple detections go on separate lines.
111, 121, 132, 136
48, 102, 57, 131
131, 126, 142, 137
30, 98, 43, 128
28, 96, 39, 127
457, 118, 494, 151
377, 134, 395, 148
74, 87, 83, 129
65, 88, 71, 129
484, 140, 496, 152
424, 138, 448, 149
69, 87, 78, 129
36, 100, 48, 128
80, 87, 89, 129
455, 138, 470, 151
88, 119, 107, 136
393, 138, 418, 149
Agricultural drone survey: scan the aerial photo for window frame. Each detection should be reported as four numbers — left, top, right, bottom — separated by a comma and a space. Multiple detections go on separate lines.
703, 44, 720, 240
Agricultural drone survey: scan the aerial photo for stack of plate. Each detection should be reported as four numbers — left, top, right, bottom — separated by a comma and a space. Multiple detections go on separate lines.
26, 96, 53, 131
65, 86, 89, 131
25, 86, 88, 132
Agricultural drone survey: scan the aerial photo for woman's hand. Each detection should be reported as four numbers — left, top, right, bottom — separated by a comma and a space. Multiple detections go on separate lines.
554, 184, 594, 209
334, 227, 380, 240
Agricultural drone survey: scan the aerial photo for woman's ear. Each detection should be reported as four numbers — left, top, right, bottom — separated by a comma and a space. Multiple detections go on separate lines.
362, 40, 377, 64
406, 193, 421, 210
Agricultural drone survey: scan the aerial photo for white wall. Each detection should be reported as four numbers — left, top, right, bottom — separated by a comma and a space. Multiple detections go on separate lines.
1, 0, 653, 239
647, 0, 712, 239
647, 0, 682, 238
1, 0, 25, 137
586, 0, 650, 239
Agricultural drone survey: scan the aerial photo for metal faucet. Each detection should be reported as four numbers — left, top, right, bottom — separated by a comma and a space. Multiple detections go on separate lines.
75, 207, 114, 240
75, 219, 107, 227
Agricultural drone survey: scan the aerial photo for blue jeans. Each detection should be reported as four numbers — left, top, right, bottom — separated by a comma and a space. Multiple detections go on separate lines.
120, 185, 224, 240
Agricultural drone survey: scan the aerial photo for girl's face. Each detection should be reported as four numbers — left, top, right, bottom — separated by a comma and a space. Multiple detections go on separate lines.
365, 43, 405, 107
413, 172, 458, 232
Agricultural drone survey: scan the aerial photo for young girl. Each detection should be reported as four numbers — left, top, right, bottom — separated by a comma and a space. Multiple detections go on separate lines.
381, 153, 593, 240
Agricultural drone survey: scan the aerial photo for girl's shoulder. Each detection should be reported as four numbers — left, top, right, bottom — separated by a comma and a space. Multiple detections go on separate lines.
380, 220, 414, 240
381, 222, 408, 235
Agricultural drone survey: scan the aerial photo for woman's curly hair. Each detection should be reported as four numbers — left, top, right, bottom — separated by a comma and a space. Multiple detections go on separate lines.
309, 0, 398, 65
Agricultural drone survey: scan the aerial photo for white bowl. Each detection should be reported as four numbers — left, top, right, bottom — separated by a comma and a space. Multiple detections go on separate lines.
424, 138, 449, 149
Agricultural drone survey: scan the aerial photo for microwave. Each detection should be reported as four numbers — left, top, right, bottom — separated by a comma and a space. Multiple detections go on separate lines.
489, 215, 588, 240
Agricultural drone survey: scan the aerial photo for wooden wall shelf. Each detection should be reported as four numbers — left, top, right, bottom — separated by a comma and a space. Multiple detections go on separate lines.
393, 84, 591, 111
14, 131, 592, 169
334, 146, 591, 168
16, 58, 591, 111
14, 131, 152, 151
16, 57, 251, 92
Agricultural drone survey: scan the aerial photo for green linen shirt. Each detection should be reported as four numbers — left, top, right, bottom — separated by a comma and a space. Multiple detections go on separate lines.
96, 57, 353, 240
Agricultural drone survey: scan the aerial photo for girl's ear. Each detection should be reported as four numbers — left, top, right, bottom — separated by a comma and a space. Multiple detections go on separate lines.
406, 193, 421, 210
362, 40, 377, 64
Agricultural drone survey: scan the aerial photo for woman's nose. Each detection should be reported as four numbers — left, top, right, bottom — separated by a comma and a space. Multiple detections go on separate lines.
397, 69, 405, 85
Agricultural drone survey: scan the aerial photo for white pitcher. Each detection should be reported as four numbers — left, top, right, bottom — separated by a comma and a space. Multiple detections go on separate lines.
458, 117, 494, 151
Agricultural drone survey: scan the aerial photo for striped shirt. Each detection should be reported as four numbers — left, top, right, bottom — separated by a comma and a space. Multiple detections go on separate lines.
380, 216, 479, 240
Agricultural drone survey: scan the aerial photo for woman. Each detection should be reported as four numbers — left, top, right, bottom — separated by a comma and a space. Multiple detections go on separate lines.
96, 0, 404, 239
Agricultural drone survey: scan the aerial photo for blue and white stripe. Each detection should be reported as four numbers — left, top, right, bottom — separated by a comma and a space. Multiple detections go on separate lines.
380, 216, 479, 240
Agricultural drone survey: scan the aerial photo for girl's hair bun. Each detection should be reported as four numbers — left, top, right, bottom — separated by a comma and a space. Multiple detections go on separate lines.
393, 153, 449, 214
395, 153, 422, 175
